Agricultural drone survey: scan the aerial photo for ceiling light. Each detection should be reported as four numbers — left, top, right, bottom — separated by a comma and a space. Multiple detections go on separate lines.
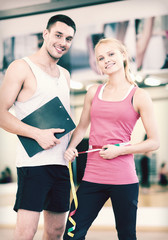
70, 80, 84, 90
144, 77, 161, 86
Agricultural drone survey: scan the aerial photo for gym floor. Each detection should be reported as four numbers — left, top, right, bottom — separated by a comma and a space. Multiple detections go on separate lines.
0, 183, 168, 240
0, 227, 168, 240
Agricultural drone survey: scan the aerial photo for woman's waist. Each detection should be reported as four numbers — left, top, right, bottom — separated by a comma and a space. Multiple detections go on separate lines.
83, 158, 138, 185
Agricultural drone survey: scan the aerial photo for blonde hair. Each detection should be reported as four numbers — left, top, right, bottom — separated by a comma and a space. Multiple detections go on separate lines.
95, 38, 135, 85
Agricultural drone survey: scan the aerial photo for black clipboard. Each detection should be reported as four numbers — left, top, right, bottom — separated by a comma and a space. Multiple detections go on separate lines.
18, 97, 76, 157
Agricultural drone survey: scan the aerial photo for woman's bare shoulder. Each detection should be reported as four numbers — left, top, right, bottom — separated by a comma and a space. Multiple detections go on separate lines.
134, 87, 151, 100
87, 83, 101, 96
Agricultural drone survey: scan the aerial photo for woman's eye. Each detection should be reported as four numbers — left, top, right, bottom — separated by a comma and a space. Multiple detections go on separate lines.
98, 57, 104, 61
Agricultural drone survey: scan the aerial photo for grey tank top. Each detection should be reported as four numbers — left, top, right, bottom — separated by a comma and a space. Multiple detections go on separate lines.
14, 57, 70, 167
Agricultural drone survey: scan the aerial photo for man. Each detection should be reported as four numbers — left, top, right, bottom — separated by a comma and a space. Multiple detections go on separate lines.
0, 14, 76, 240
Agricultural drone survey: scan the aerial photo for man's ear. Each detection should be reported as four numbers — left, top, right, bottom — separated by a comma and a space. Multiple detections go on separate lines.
43, 29, 48, 40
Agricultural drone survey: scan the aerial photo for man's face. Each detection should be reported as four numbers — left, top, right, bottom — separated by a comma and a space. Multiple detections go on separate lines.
43, 21, 75, 60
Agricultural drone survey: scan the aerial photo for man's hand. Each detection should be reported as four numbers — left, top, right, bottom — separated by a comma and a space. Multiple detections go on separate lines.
35, 128, 65, 149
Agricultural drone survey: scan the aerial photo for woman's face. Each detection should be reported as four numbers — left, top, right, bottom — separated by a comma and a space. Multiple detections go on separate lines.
96, 42, 125, 75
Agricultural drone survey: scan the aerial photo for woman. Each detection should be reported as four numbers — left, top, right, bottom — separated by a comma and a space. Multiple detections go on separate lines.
63, 38, 159, 240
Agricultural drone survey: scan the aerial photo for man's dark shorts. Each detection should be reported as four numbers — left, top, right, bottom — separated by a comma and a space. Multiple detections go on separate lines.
14, 164, 70, 213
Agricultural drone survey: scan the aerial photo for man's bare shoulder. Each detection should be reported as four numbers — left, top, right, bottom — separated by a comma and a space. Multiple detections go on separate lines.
58, 65, 70, 78
7, 59, 29, 72
4, 59, 30, 84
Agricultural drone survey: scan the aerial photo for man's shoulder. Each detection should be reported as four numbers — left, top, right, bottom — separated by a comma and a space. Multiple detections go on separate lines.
4, 58, 31, 84
57, 65, 70, 88
8, 58, 29, 72
58, 65, 70, 77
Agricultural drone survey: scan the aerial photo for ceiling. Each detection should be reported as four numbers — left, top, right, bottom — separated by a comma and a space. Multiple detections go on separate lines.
0, 0, 122, 20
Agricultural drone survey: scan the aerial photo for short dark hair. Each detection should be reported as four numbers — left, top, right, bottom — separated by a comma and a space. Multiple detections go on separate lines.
46, 14, 76, 33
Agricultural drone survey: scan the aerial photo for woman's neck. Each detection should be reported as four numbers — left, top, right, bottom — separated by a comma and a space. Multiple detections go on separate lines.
107, 72, 129, 89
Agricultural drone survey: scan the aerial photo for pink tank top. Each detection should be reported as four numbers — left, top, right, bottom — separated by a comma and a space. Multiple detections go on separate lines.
83, 84, 140, 184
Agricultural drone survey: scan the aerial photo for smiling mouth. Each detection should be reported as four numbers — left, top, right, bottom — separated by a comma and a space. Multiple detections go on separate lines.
105, 63, 115, 69
55, 46, 65, 54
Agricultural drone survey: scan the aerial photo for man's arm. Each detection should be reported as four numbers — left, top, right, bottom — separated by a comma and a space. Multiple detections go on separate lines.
0, 60, 64, 150
0, 59, 31, 134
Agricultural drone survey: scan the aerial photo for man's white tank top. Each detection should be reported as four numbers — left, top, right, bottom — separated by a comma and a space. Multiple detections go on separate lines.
14, 57, 70, 167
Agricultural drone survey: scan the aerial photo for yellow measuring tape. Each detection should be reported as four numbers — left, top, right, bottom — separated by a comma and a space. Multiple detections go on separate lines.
68, 161, 78, 237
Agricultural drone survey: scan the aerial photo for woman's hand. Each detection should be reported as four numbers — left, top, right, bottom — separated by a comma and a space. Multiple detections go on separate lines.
64, 147, 78, 162
99, 144, 123, 159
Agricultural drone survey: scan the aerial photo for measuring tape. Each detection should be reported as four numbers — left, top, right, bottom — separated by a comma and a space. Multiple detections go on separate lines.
68, 161, 78, 237
78, 143, 129, 154
67, 142, 129, 237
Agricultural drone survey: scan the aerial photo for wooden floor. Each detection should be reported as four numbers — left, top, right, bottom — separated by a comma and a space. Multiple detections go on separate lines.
0, 228, 168, 240
0, 184, 168, 239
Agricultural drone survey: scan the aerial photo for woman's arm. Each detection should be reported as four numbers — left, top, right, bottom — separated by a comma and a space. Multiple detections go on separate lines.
64, 84, 99, 162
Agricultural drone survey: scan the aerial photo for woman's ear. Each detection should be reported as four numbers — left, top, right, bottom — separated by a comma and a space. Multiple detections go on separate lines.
122, 52, 126, 61
97, 66, 104, 75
